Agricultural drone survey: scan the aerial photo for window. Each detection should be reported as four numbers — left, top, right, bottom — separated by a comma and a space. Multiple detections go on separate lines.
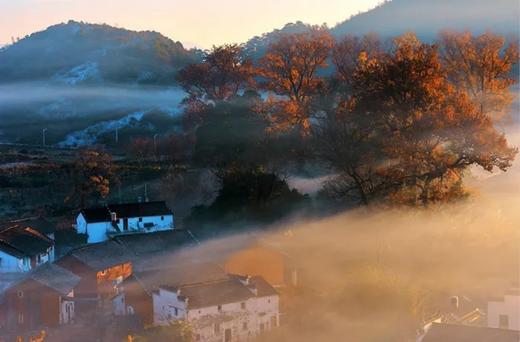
499, 314, 509, 329
214, 323, 221, 334
241, 302, 246, 310
0, 257, 2, 267
17, 313, 24, 324
174, 307, 178, 316
139, 218, 143, 222
217, 305, 222, 312
17, 291, 24, 298
161, 216, 164, 221
242, 322, 248, 331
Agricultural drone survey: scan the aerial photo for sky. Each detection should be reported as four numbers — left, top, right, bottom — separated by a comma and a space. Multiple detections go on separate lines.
0, 0, 382, 48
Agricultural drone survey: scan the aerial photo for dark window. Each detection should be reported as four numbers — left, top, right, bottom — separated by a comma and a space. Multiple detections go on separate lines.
217, 305, 222, 312
242, 322, 248, 330
224, 328, 232, 342
17, 291, 23, 298
174, 307, 178, 316
499, 314, 509, 329
161, 216, 164, 220
214, 323, 220, 334
138, 218, 143, 222
241, 302, 246, 309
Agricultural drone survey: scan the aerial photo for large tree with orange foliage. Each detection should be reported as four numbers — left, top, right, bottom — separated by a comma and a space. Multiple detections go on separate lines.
317, 33, 517, 206
257, 27, 334, 134
438, 31, 519, 121
178, 44, 254, 108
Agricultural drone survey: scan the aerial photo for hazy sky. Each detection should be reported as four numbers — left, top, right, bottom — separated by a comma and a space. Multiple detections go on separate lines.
0, 0, 382, 48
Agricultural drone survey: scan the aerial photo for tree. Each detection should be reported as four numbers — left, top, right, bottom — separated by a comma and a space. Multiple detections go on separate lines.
332, 33, 383, 90
193, 92, 269, 170
438, 31, 519, 121
66, 149, 115, 208
257, 27, 334, 134
318, 33, 517, 206
178, 44, 254, 109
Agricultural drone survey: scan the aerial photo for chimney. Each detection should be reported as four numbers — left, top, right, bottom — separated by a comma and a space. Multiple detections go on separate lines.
450, 296, 460, 310
110, 212, 117, 222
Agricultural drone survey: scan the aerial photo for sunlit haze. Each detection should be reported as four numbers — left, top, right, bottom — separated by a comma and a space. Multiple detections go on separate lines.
0, 0, 382, 48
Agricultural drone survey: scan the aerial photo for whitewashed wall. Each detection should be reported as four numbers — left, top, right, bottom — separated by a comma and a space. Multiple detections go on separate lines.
0, 250, 26, 272
77, 213, 174, 243
59, 291, 76, 325
488, 294, 520, 330
153, 287, 279, 342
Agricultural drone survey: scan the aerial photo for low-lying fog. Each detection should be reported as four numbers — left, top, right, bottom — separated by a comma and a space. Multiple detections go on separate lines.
161, 128, 520, 342
0, 82, 187, 145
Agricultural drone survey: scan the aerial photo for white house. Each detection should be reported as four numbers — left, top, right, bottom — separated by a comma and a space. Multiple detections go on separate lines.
488, 289, 520, 331
152, 274, 280, 342
0, 224, 55, 273
76, 201, 175, 243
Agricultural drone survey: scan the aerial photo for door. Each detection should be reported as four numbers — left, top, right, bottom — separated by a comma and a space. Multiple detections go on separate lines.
224, 328, 232, 342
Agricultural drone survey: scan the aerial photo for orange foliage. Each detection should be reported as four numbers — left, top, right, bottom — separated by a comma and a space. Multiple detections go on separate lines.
257, 27, 333, 134
439, 31, 519, 121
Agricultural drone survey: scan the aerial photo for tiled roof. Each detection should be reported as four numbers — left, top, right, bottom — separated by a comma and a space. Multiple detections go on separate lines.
113, 230, 196, 257
159, 275, 278, 309
28, 263, 80, 296
128, 262, 228, 293
81, 201, 172, 223
0, 224, 53, 258
67, 240, 132, 271
422, 323, 520, 342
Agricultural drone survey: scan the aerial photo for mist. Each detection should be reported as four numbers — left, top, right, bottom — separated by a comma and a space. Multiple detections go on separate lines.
150, 127, 520, 342
0, 82, 187, 145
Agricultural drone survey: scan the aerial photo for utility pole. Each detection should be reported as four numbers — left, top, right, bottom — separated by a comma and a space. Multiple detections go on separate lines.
153, 134, 158, 160
42, 128, 47, 147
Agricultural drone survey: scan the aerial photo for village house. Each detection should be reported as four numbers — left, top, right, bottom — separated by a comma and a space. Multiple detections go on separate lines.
0, 223, 55, 273
152, 274, 279, 342
56, 241, 133, 316
113, 263, 228, 325
488, 288, 520, 331
419, 323, 520, 342
0, 263, 80, 334
76, 201, 174, 243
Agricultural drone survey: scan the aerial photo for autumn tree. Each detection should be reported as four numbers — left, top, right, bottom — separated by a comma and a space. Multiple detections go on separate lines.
332, 33, 383, 90
317, 33, 517, 206
178, 44, 254, 111
257, 27, 334, 134
438, 31, 519, 121
66, 149, 115, 208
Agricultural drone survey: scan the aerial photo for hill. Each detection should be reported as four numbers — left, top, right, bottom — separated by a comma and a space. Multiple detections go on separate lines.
331, 0, 519, 40
0, 20, 201, 85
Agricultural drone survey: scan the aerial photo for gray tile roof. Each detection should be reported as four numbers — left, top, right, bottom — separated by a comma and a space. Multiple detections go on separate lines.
81, 201, 172, 223
28, 263, 80, 296
160, 275, 278, 309
68, 240, 132, 271
0, 224, 54, 258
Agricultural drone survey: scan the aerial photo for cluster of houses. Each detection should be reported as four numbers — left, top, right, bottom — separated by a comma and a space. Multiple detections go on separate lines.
0, 200, 518, 342
417, 290, 520, 341
0, 201, 294, 342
